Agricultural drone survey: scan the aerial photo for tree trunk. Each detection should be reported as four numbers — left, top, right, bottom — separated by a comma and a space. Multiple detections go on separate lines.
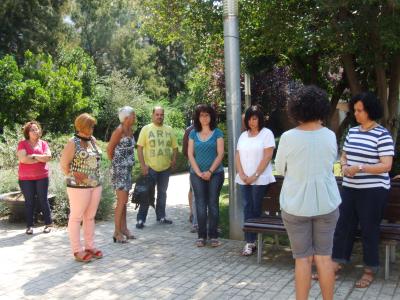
341, 54, 362, 95
388, 53, 400, 143
374, 54, 389, 126
328, 76, 347, 124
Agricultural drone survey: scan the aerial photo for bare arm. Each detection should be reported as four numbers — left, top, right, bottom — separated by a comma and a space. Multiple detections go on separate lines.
106, 127, 122, 160
208, 137, 224, 173
170, 147, 178, 169
32, 146, 52, 163
17, 149, 37, 164
344, 155, 393, 177
137, 145, 148, 176
274, 136, 287, 176
60, 140, 75, 176
235, 150, 248, 183
188, 139, 202, 177
246, 147, 274, 184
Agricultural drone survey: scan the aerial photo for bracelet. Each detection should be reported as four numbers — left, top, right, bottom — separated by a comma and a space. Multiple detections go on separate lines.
208, 169, 213, 174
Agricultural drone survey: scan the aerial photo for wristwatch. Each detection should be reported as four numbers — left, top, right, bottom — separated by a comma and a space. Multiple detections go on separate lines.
255, 172, 260, 177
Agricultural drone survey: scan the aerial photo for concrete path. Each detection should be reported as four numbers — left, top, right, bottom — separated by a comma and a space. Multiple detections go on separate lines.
0, 172, 399, 299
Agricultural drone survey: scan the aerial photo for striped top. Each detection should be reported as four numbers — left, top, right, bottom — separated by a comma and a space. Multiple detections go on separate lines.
343, 125, 394, 189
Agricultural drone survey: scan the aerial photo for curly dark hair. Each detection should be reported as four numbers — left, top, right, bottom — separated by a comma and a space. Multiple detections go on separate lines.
288, 85, 330, 123
193, 104, 217, 131
349, 92, 382, 121
244, 105, 265, 131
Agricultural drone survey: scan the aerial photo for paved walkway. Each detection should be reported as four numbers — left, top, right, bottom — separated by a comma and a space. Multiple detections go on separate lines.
0, 173, 399, 300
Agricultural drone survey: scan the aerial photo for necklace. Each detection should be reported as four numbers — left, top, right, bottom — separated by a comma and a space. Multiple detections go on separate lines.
74, 133, 92, 141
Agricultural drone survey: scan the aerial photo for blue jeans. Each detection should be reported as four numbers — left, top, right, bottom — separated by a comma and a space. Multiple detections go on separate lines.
19, 177, 52, 227
240, 184, 267, 243
332, 187, 388, 271
190, 171, 224, 240
190, 181, 198, 226
137, 168, 170, 222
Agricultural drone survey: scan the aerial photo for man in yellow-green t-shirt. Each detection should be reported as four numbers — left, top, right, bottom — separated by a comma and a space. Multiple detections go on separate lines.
136, 106, 178, 228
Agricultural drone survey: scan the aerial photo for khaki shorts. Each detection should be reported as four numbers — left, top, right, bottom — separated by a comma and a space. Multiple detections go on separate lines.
282, 208, 339, 259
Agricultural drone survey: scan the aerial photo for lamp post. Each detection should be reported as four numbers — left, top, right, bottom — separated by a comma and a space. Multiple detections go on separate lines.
223, 0, 243, 240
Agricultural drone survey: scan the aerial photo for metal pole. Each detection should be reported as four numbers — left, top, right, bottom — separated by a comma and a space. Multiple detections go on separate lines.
245, 73, 251, 108
223, 0, 243, 240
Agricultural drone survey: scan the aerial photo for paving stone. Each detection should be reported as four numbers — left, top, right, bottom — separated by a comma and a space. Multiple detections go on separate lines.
1, 172, 399, 299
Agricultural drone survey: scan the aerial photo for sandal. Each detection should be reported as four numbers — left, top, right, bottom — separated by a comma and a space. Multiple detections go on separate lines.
355, 269, 374, 288
25, 227, 33, 235
43, 225, 52, 233
210, 238, 221, 247
312, 263, 342, 281
122, 230, 136, 240
196, 239, 206, 247
74, 251, 93, 263
86, 248, 103, 259
241, 243, 256, 256
113, 233, 128, 243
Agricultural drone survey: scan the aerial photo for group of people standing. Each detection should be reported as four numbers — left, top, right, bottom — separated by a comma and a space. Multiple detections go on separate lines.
16, 85, 395, 299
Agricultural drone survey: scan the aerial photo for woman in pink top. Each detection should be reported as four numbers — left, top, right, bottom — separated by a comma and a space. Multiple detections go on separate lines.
17, 121, 52, 235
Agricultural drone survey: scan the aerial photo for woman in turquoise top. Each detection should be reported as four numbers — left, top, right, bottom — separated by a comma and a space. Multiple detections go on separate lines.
274, 86, 341, 300
188, 104, 224, 247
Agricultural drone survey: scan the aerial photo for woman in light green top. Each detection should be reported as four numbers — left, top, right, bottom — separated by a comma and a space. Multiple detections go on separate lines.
275, 86, 341, 300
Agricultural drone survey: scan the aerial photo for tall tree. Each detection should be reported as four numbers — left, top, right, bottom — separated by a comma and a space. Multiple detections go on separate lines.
0, 0, 65, 61
70, 0, 168, 98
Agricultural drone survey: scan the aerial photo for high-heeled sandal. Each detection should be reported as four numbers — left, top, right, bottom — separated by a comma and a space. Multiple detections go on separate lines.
74, 251, 93, 262
113, 233, 128, 243
86, 248, 103, 259
122, 230, 136, 240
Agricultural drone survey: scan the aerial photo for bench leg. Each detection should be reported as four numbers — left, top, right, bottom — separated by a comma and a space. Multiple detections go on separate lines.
385, 244, 390, 280
274, 234, 279, 247
390, 244, 396, 263
257, 233, 263, 264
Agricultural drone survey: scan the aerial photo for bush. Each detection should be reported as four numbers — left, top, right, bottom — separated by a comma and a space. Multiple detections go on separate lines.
0, 125, 23, 169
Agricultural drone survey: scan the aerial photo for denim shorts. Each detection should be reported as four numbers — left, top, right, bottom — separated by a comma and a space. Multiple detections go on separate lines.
282, 208, 339, 258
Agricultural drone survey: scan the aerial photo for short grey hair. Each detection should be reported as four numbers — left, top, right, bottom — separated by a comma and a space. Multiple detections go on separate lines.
118, 106, 135, 123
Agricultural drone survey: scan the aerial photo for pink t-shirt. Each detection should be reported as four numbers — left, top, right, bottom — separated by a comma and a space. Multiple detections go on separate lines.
17, 139, 50, 180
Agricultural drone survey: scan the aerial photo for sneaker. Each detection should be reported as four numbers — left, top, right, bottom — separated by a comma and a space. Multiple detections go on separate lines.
159, 218, 173, 225
136, 220, 144, 229
241, 243, 256, 256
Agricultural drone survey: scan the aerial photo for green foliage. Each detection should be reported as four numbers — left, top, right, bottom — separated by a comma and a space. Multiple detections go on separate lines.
165, 109, 186, 129
95, 69, 150, 140
0, 168, 19, 194
0, 51, 91, 132
0, 0, 65, 61
71, 0, 168, 98
0, 124, 23, 169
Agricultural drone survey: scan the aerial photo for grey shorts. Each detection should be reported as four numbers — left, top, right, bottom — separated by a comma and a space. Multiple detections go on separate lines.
282, 208, 339, 259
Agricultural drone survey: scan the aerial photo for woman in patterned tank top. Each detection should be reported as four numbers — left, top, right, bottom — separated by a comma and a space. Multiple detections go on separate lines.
107, 106, 136, 243
60, 113, 103, 262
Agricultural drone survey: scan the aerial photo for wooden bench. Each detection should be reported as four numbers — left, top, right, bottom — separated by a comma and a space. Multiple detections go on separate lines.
243, 175, 400, 280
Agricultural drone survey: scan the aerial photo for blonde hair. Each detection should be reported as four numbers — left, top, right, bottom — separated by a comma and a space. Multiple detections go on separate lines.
74, 113, 96, 132
118, 106, 135, 123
